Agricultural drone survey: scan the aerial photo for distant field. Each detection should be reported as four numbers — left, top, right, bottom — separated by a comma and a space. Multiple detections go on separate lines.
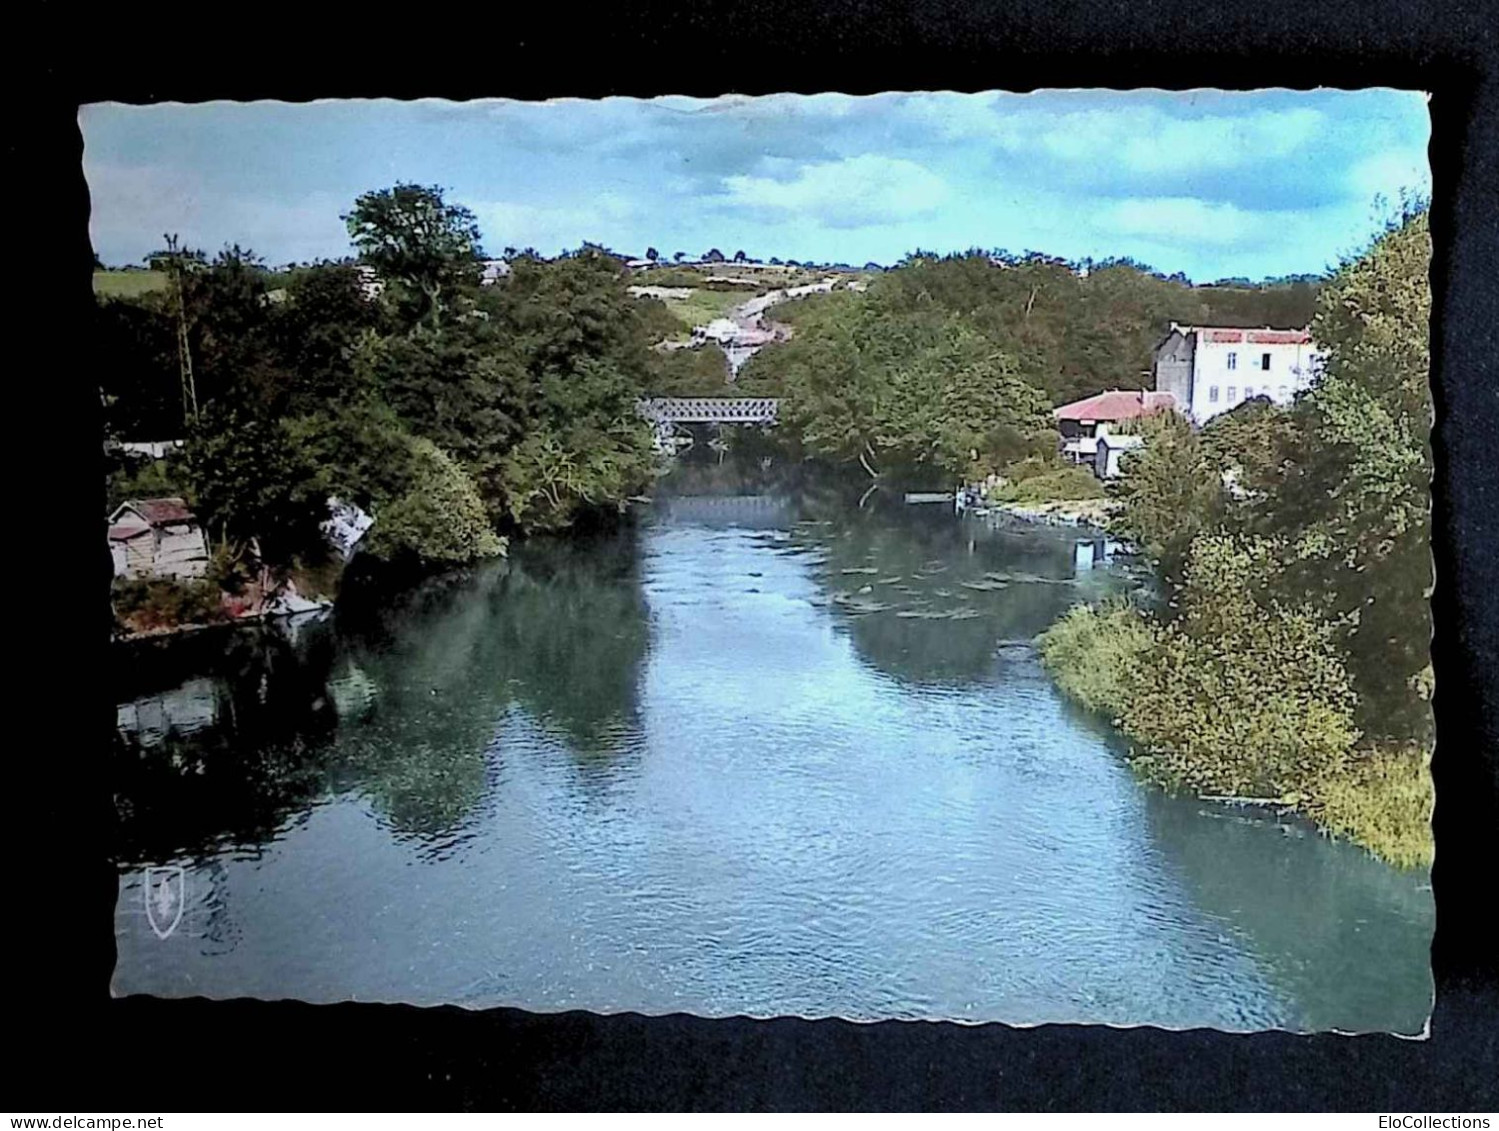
94, 270, 168, 298
661, 288, 751, 330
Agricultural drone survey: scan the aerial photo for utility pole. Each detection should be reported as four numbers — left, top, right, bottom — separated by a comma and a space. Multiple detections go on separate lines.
164, 234, 199, 427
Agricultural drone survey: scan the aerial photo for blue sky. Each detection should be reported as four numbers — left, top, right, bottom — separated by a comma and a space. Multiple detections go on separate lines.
81, 89, 1430, 282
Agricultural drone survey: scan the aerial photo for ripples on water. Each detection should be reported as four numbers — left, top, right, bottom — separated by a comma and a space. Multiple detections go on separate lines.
110, 467, 1434, 1033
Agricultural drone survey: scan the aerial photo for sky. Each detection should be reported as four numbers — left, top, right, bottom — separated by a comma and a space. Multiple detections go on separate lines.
81, 89, 1430, 283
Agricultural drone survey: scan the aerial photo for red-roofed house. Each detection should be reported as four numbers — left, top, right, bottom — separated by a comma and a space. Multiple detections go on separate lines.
109, 497, 210, 580
1053, 389, 1179, 476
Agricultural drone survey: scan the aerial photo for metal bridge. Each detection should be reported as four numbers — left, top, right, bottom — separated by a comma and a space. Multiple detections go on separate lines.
637, 397, 780, 425
637, 397, 780, 451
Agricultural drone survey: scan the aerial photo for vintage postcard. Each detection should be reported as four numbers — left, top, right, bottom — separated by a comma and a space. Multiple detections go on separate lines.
92, 90, 1434, 1033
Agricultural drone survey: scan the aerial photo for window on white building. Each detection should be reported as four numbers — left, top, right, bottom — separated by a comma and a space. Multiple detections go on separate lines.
1244, 385, 1254, 398
1261, 352, 1272, 371
1227, 386, 1237, 402
1278, 385, 1289, 399
1227, 352, 1237, 370
1209, 385, 1220, 403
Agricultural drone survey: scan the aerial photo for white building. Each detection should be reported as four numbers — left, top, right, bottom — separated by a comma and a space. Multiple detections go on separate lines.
354, 265, 383, 301
1153, 323, 1324, 425
1094, 432, 1145, 479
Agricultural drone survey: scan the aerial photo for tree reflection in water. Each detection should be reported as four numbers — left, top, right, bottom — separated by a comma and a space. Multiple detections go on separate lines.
113, 536, 652, 864
783, 494, 1127, 687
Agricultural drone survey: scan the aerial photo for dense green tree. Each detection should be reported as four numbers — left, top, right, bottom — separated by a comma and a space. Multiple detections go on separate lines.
472, 247, 657, 528
170, 246, 290, 414
270, 263, 383, 413
179, 404, 329, 566
1256, 211, 1433, 740
748, 291, 1054, 481
343, 183, 483, 330
361, 436, 505, 565
1109, 412, 1225, 587
96, 296, 179, 438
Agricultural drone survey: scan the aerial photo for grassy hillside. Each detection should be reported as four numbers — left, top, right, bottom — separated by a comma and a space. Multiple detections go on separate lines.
94, 270, 169, 298
663, 288, 747, 330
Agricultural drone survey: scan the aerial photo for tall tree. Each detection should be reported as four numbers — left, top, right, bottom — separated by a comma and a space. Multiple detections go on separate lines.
343, 184, 483, 331
1258, 209, 1433, 740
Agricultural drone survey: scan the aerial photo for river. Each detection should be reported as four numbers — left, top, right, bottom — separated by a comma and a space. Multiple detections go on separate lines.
110, 458, 1433, 1033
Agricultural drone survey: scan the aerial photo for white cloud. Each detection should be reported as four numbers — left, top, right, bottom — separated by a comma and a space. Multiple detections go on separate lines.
916, 98, 1327, 177
472, 197, 639, 252
1101, 197, 1264, 246
1114, 107, 1325, 173
1091, 195, 1362, 273
720, 155, 949, 228
84, 159, 349, 263
1348, 147, 1431, 202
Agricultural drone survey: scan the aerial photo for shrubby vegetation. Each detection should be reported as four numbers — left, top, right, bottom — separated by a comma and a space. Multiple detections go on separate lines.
1040, 209, 1434, 868
1121, 534, 1361, 800
361, 437, 506, 564
1036, 598, 1153, 718
113, 578, 227, 634
990, 465, 1105, 504
1306, 746, 1434, 870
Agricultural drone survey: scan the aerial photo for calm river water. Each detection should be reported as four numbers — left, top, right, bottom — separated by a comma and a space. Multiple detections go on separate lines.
111, 459, 1433, 1032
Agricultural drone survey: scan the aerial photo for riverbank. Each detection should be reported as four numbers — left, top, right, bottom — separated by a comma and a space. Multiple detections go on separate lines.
1037, 601, 1434, 870
111, 560, 340, 643
981, 496, 1120, 530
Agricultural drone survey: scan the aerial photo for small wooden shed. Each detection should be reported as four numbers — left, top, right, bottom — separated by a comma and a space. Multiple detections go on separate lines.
109, 497, 210, 580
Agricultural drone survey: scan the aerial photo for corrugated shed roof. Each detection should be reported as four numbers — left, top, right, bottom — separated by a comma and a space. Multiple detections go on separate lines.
1054, 390, 1178, 422
114, 497, 197, 527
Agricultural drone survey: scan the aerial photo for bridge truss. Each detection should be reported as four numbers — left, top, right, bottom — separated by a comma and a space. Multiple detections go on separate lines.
637, 397, 781, 452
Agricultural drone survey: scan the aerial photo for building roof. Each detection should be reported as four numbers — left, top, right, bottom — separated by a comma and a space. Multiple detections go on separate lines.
111, 497, 197, 528
1167, 321, 1312, 345
1053, 390, 1178, 423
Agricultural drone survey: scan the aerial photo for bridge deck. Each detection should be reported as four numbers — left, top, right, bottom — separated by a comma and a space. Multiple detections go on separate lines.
637, 396, 780, 424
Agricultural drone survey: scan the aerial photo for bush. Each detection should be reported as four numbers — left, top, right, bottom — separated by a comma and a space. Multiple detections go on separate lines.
992, 465, 1105, 503
1038, 598, 1155, 718
113, 577, 227, 632
996, 455, 1054, 484
1120, 535, 1360, 799
1308, 746, 1434, 869
363, 437, 506, 565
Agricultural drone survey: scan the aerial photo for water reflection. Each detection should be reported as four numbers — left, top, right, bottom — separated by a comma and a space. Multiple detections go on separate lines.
114, 539, 651, 862
1141, 788, 1433, 1035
